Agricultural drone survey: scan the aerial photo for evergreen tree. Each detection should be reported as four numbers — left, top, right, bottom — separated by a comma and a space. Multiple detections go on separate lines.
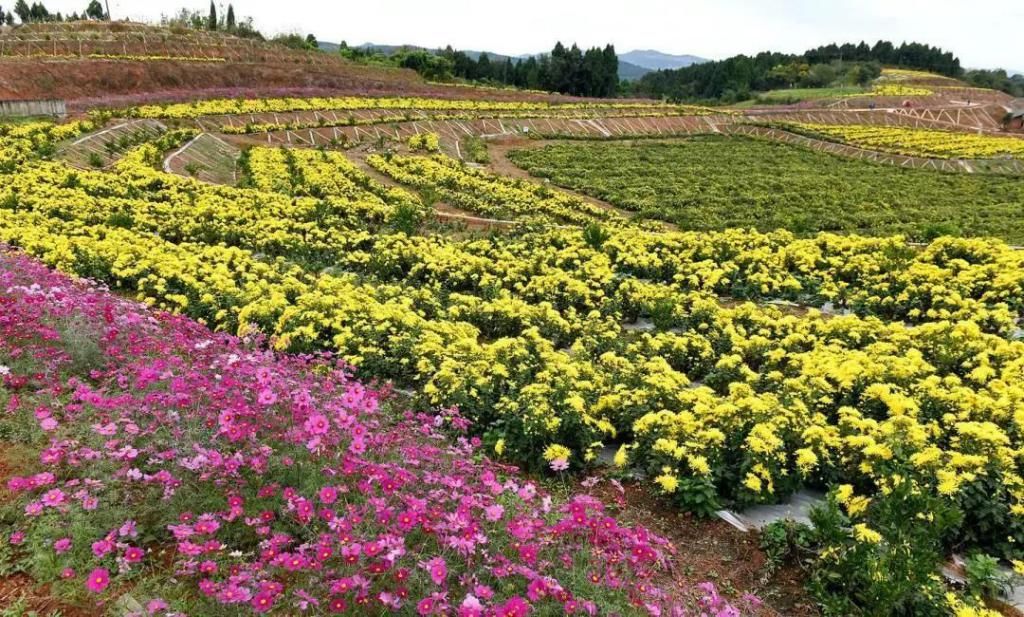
28, 2, 49, 22
13, 0, 29, 22
85, 0, 103, 19
0, 6, 5, 25
207, 0, 216, 30
225, 4, 235, 30
476, 52, 492, 81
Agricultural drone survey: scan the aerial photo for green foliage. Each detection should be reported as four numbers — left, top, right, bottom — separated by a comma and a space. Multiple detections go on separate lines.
670, 476, 720, 518
388, 201, 424, 235
760, 519, 814, 575
582, 223, 611, 249
806, 482, 962, 616
87, 152, 104, 168
963, 553, 1011, 600
462, 136, 490, 164
509, 136, 1024, 243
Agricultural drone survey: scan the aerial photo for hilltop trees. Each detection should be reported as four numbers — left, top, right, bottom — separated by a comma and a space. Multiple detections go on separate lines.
12, 0, 28, 22
225, 4, 235, 29
635, 39, 961, 103
84, 0, 105, 20
207, 0, 216, 30
4, 0, 106, 23
434, 41, 619, 97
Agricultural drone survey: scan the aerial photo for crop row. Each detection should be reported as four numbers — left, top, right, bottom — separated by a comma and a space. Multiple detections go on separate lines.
102, 96, 714, 121
782, 122, 1024, 160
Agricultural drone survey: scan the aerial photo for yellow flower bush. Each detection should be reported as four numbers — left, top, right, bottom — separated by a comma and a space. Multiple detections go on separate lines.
786, 122, 1024, 160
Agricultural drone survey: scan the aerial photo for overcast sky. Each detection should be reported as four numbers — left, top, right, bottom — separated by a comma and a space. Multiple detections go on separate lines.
40, 0, 1023, 71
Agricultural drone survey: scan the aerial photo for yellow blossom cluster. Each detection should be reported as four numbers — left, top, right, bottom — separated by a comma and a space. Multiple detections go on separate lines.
786, 123, 1024, 160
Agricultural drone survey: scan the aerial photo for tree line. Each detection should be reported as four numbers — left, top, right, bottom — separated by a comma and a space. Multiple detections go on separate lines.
0, 0, 106, 24
633, 40, 964, 103
342, 41, 620, 98
161, 3, 262, 40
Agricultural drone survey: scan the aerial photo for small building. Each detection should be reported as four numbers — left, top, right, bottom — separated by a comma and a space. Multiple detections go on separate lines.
1007, 110, 1024, 131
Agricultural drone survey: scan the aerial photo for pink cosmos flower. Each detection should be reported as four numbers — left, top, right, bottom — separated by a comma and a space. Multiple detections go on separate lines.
257, 388, 277, 406
53, 537, 72, 553
86, 567, 110, 593
61, 567, 75, 579
39, 416, 58, 431
92, 538, 115, 557
420, 556, 447, 586
146, 599, 169, 615
311, 484, 337, 503
251, 590, 275, 613
41, 488, 65, 507
124, 546, 144, 563
304, 413, 330, 435
496, 596, 531, 617
549, 458, 569, 472
484, 504, 505, 522
9, 531, 25, 545
417, 597, 436, 616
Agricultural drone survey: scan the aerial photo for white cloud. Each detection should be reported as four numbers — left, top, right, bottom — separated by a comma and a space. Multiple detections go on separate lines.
35, 0, 1024, 70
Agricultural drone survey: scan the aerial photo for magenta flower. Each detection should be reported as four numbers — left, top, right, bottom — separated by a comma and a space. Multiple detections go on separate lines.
319, 485, 338, 504
85, 567, 110, 593
257, 388, 278, 406
251, 590, 276, 613
146, 598, 169, 615
417, 597, 436, 616
304, 413, 330, 435
496, 596, 531, 617
41, 488, 65, 507
484, 504, 505, 522
124, 546, 145, 563
53, 537, 72, 554
419, 556, 448, 586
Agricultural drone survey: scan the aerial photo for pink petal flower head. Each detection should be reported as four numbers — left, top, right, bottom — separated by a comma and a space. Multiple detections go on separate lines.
304, 413, 330, 435
124, 546, 145, 563
257, 388, 278, 406
549, 458, 569, 472
53, 537, 72, 554
484, 504, 505, 522
251, 590, 276, 613
319, 485, 338, 504
419, 556, 448, 586
86, 567, 110, 593
146, 599, 169, 615
41, 488, 65, 507
496, 596, 531, 617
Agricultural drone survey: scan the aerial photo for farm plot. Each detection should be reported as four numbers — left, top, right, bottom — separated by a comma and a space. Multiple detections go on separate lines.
57, 118, 165, 169
781, 122, 1024, 160
5, 115, 1024, 616
507, 135, 1024, 242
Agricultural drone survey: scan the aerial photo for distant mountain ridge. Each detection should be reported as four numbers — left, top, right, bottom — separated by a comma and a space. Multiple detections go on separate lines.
320, 42, 706, 81
618, 49, 708, 71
